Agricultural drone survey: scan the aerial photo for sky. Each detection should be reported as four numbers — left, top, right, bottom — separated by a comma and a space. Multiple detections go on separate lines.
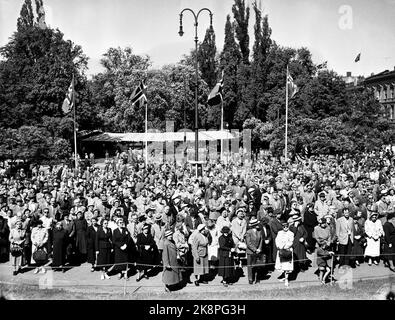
1, 0, 395, 78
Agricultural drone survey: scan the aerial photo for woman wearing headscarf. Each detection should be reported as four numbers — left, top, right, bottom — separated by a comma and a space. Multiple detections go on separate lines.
364, 211, 384, 265
95, 218, 113, 280
136, 223, 157, 281
87, 216, 99, 272
52, 221, 67, 272
192, 223, 209, 286
289, 213, 308, 272
217, 226, 235, 287
162, 229, 182, 292
9, 219, 25, 275
74, 211, 88, 264
112, 218, 131, 280
275, 219, 294, 287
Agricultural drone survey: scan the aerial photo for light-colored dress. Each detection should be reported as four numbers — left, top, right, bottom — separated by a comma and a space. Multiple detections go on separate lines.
275, 230, 294, 272
207, 226, 219, 261
364, 219, 384, 257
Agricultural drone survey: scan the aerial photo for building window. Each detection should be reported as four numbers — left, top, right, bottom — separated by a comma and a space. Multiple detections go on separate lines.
392, 105, 395, 120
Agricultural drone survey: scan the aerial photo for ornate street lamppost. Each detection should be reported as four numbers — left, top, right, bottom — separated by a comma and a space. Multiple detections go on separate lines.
179, 7, 213, 176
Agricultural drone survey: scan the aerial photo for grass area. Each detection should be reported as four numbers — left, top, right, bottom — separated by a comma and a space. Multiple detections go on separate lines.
1, 277, 394, 300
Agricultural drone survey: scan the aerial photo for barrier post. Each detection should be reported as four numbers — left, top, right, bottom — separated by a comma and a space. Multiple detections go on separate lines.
123, 263, 128, 296
330, 255, 334, 286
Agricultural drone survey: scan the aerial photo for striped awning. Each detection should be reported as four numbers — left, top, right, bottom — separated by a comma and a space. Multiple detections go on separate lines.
82, 130, 239, 143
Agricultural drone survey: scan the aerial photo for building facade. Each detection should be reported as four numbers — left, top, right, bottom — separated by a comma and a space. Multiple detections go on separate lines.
364, 68, 395, 120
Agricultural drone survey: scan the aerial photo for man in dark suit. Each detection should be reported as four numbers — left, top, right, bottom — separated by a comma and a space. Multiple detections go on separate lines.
245, 218, 263, 284
260, 216, 273, 275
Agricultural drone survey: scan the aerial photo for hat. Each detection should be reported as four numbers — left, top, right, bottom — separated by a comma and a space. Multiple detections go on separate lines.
221, 226, 231, 234
154, 213, 162, 221
369, 211, 379, 218
319, 217, 327, 224
142, 224, 150, 230
171, 194, 181, 200
174, 198, 181, 204
249, 218, 259, 228
197, 224, 206, 232
164, 229, 174, 238
248, 187, 255, 193
319, 192, 326, 198
324, 214, 333, 220
280, 219, 288, 226
236, 208, 245, 215
181, 203, 189, 209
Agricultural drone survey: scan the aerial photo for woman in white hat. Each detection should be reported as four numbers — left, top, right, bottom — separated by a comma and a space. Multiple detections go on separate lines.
162, 229, 182, 292
364, 211, 384, 265
191, 223, 209, 286
275, 219, 294, 287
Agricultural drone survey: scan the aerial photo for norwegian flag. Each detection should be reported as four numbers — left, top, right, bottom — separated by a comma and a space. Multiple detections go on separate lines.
131, 80, 147, 106
287, 70, 298, 99
62, 76, 74, 114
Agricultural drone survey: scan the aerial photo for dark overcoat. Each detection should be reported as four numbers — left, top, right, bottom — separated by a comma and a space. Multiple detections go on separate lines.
218, 234, 235, 278
162, 238, 182, 285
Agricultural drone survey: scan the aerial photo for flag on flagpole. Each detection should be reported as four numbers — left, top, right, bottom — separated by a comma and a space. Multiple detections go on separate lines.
62, 77, 74, 114
207, 71, 224, 106
354, 53, 361, 62
131, 80, 147, 106
287, 69, 298, 99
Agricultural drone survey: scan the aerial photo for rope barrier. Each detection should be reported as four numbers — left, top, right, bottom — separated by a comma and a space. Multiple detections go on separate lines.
1, 273, 394, 291
3, 252, 395, 270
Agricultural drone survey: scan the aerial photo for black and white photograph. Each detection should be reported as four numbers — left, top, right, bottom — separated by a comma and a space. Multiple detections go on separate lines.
0, 0, 395, 304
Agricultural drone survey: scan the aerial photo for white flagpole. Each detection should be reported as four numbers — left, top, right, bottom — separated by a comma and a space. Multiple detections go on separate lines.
145, 99, 148, 168
285, 65, 289, 163
72, 74, 78, 173
221, 94, 224, 162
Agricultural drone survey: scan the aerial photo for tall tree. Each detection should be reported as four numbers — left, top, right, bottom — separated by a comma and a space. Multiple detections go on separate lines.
90, 47, 151, 132
232, 0, 250, 65
17, 0, 34, 31
197, 28, 217, 89
219, 15, 242, 128
250, 1, 272, 121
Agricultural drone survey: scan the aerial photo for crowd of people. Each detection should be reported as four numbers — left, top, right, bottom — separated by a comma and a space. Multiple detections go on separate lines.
1, 148, 395, 291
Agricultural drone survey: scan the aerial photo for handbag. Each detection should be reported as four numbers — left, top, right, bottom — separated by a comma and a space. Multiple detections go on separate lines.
278, 248, 292, 262
316, 247, 331, 258
237, 242, 247, 250
10, 244, 23, 257
33, 248, 48, 263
